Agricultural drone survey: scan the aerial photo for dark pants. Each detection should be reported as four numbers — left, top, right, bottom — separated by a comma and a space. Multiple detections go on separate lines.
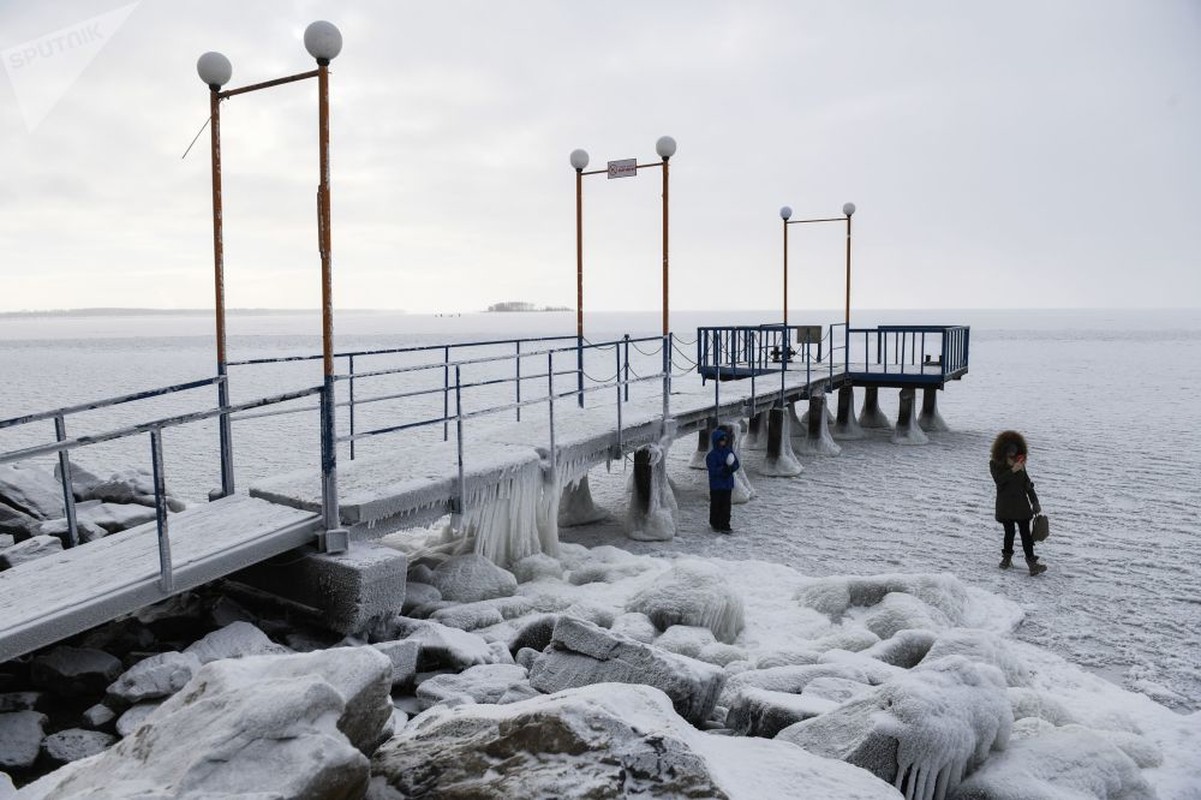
1002, 519, 1035, 560
710, 489, 732, 531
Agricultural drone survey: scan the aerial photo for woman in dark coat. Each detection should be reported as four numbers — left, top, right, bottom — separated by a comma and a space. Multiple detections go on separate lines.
989, 430, 1046, 575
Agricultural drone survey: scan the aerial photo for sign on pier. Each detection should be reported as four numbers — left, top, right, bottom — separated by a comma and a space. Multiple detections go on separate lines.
607, 158, 637, 179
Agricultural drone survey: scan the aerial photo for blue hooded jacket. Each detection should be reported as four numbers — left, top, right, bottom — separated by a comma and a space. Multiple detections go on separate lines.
705, 428, 740, 490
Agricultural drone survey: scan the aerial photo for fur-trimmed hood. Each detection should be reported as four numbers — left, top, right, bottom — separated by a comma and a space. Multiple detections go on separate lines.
990, 430, 1028, 462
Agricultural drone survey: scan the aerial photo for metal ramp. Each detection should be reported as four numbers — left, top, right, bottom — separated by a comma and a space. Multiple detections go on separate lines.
0, 494, 320, 663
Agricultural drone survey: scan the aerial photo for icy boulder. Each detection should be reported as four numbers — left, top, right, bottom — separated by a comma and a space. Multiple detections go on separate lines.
31, 646, 123, 698
511, 552, 565, 583
796, 573, 1005, 631
921, 629, 1030, 688
392, 619, 505, 671
954, 722, 1157, 799
370, 682, 902, 800
0, 710, 47, 770
0, 502, 40, 543
0, 534, 62, 571
107, 651, 202, 704
415, 663, 530, 709
626, 560, 745, 644
726, 686, 839, 737
529, 616, 726, 725
183, 621, 291, 664
21, 647, 393, 800
430, 553, 518, 603
40, 728, 115, 766
778, 656, 1011, 800
84, 467, 185, 512
0, 464, 64, 520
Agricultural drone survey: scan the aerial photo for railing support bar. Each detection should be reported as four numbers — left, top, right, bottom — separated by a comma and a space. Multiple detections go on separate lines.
149, 428, 173, 593
54, 415, 79, 548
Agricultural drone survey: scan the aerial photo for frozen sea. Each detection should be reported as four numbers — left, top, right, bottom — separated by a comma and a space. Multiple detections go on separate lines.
2, 307, 1199, 715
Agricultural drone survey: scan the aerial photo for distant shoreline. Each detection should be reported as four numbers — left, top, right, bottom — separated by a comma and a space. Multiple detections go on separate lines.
0, 308, 406, 318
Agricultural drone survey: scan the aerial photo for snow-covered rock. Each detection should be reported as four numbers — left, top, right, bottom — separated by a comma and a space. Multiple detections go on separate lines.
654, 623, 718, 658
921, 628, 1030, 687
36, 517, 107, 545
0, 464, 64, 520
0, 693, 40, 713
0, 501, 42, 542
30, 646, 123, 698
23, 647, 393, 800
84, 468, 185, 512
41, 728, 115, 766
722, 662, 875, 707
511, 552, 565, 583
400, 580, 441, 614
955, 722, 1157, 799
0, 710, 47, 770
114, 702, 159, 737
626, 559, 745, 643
370, 682, 902, 800
393, 619, 505, 671
429, 553, 518, 603
0, 534, 62, 570
862, 591, 949, 639
726, 686, 839, 737
183, 620, 291, 664
429, 602, 505, 631
529, 616, 726, 725
609, 611, 658, 643
81, 703, 115, 730
415, 663, 530, 709
72, 499, 157, 534
106, 651, 202, 704
778, 656, 1011, 800
862, 629, 937, 669
0, 771, 14, 797
371, 640, 420, 688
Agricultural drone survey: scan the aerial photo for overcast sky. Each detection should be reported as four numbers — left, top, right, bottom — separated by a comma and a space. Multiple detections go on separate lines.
1, 1, 1198, 314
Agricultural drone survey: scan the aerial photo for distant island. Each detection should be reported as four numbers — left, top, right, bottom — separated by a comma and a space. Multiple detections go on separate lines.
485, 302, 572, 313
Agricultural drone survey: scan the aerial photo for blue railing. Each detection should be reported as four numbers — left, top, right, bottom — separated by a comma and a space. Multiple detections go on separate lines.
0, 333, 674, 578
844, 325, 971, 383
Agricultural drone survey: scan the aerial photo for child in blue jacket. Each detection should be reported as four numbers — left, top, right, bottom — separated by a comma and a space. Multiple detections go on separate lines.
706, 428, 740, 533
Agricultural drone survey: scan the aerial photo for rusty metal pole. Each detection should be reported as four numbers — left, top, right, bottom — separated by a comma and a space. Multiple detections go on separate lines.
316, 58, 340, 535
208, 85, 235, 498
783, 218, 789, 328
661, 155, 670, 338
844, 213, 852, 329
576, 166, 584, 408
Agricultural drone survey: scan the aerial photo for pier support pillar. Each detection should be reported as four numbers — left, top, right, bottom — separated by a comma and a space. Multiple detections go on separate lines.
743, 412, 768, 451
796, 393, 841, 456
688, 417, 718, 470
558, 475, 609, 527
626, 444, 677, 541
858, 386, 892, 429
892, 387, 929, 445
917, 387, 949, 432
762, 406, 802, 477
832, 386, 865, 440
231, 542, 407, 636
724, 422, 756, 504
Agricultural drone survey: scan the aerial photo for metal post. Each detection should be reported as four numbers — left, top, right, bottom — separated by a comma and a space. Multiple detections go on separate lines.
661, 334, 671, 426
454, 365, 465, 522
53, 415, 79, 548
348, 354, 356, 461
576, 166, 585, 408
149, 429, 173, 593
622, 334, 630, 402
844, 212, 853, 329
442, 345, 450, 441
661, 155, 670, 337
783, 218, 789, 328
316, 59, 340, 536
515, 340, 522, 422
208, 86, 235, 498
615, 344, 623, 453
546, 352, 557, 475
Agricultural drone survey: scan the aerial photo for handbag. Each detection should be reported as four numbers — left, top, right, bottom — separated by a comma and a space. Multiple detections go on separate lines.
1032, 513, 1050, 542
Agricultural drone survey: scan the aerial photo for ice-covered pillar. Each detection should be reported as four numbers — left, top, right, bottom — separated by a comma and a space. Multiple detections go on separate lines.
892, 387, 929, 444
689, 417, 718, 469
743, 412, 767, 451
626, 444, 677, 541
762, 406, 802, 477
858, 385, 892, 429
831, 385, 864, 440
726, 421, 756, 503
795, 393, 841, 455
917, 387, 949, 432
558, 475, 609, 527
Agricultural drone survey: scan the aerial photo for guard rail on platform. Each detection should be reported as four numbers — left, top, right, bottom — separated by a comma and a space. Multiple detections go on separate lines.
844, 325, 970, 385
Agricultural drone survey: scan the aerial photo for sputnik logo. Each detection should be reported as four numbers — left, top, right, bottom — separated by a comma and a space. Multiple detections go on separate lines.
2, 3, 139, 133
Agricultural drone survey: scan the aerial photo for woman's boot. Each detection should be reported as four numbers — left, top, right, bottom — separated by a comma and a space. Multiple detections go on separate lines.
998, 553, 1012, 569
1026, 557, 1047, 576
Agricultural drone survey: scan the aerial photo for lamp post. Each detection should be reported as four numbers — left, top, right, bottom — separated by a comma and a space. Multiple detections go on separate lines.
777, 202, 857, 328
197, 20, 346, 547
569, 136, 676, 406
842, 202, 856, 329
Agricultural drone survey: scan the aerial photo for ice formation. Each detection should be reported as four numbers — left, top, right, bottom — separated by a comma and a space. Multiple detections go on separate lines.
623, 443, 678, 541
557, 475, 610, 527
760, 409, 804, 478
793, 394, 843, 456
625, 559, 745, 643
891, 395, 929, 445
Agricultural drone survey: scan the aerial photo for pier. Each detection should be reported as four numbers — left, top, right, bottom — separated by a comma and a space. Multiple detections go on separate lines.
1, 323, 968, 663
